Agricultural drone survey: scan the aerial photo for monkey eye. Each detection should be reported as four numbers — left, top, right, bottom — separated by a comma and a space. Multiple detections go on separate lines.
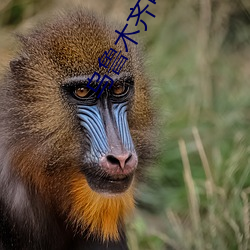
109, 76, 134, 103
74, 87, 90, 99
112, 84, 127, 96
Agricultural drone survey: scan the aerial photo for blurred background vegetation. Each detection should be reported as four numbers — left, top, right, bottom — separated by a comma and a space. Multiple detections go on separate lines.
0, 0, 250, 249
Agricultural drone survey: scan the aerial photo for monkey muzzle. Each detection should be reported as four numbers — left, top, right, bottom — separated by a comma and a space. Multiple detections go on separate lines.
77, 102, 138, 194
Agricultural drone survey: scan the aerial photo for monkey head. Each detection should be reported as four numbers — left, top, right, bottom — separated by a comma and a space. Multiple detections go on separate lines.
0, 10, 154, 242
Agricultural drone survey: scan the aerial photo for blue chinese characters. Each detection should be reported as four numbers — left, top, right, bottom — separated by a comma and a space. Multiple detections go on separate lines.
86, 0, 156, 98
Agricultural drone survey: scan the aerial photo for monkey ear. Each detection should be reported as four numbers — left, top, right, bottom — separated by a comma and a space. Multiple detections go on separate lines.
10, 58, 21, 73
9, 34, 29, 72
9, 57, 26, 74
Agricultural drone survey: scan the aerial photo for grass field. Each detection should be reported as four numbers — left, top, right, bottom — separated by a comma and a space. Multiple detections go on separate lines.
1, 0, 250, 249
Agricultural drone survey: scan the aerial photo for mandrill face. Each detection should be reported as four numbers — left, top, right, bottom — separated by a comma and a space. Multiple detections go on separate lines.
1, 10, 154, 242
63, 72, 138, 195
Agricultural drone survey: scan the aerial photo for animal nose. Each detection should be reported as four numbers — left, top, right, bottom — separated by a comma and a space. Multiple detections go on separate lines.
100, 152, 138, 175
106, 153, 131, 170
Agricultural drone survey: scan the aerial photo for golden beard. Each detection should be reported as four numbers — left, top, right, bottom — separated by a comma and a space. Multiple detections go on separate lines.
67, 174, 135, 241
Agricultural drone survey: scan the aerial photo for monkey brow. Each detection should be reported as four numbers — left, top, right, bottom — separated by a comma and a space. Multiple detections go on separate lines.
62, 75, 93, 86
62, 72, 134, 87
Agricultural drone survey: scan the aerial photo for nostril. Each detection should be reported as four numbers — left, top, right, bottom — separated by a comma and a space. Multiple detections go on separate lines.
106, 155, 120, 165
100, 153, 137, 174
105, 153, 135, 170
125, 154, 132, 164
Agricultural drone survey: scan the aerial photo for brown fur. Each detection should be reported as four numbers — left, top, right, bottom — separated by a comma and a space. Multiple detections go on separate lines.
0, 9, 154, 245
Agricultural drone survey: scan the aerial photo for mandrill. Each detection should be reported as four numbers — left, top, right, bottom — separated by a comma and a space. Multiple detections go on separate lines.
0, 9, 154, 250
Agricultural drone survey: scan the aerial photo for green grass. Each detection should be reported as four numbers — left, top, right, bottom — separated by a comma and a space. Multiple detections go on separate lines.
128, 1, 250, 249
1, 0, 250, 249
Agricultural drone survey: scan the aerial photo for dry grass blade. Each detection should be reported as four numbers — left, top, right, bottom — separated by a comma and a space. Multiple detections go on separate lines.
192, 126, 214, 195
178, 138, 203, 249
166, 209, 185, 250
